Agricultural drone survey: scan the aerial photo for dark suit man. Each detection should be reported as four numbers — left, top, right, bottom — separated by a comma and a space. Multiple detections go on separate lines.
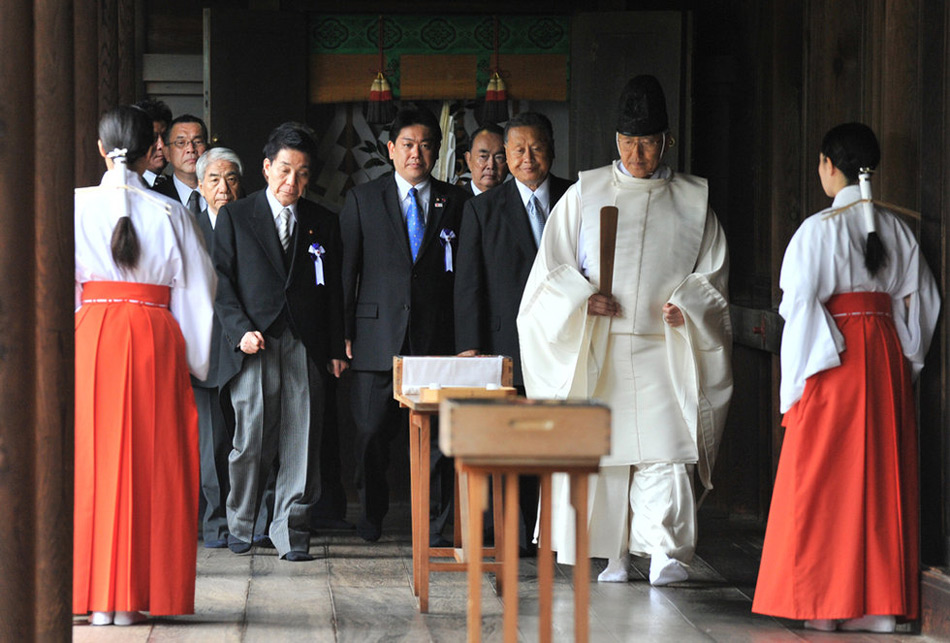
463, 122, 507, 196
192, 147, 244, 547
214, 123, 347, 561
134, 98, 172, 187
153, 114, 209, 215
455, 111, 573, 551
340, 107, 470, 542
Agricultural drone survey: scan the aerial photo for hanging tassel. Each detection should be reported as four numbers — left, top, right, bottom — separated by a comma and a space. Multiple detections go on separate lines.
367, 15, 396, 126
483, 71, 509, 123
367, 72, 395, 125
481, 16, 509, 124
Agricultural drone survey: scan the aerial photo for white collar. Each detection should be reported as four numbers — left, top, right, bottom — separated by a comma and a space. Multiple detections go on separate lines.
615, 160, 671, 180
394, 172, 430, 201
514, 175, 551, 211
172, 173, 203, 205
265, 188, 297, 221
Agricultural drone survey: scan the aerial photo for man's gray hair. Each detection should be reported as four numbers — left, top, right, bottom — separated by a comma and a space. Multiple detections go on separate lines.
196, 147, 244, 182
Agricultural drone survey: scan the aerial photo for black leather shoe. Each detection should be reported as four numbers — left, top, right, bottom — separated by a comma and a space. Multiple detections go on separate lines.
357, 518, 382, 542
252, 534, 275, 549
204, 538, 228, 549
282, 550, 315, 562
227, 535, 251, 554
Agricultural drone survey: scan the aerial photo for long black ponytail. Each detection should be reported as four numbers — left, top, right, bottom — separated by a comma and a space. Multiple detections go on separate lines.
98, 106, 153, 271
820, 123, 885, 276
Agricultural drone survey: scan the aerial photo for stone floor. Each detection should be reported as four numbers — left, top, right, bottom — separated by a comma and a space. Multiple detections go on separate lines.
71, 512, 939, 642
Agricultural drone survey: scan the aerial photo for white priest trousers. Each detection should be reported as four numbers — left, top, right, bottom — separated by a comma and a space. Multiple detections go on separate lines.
547, 461, 697, 565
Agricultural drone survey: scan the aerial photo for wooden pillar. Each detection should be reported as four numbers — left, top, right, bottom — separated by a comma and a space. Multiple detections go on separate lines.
75, 0, 101, 188
0, 0, 40, 636
34, 0, 77, 638
0, 0, 138, 637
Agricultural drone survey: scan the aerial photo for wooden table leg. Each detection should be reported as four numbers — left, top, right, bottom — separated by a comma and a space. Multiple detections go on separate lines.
492, 473, 505, 597
419, 413, 431, 613
570, 473, 590, 643
538, 474, 553, 643
503, 473, 520, 643
467, 469, 487, 643
408, 412, 421, 597
454, 472, 462, 548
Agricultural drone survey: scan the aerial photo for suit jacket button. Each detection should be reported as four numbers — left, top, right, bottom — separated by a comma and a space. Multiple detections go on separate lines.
404, 305, 410, 311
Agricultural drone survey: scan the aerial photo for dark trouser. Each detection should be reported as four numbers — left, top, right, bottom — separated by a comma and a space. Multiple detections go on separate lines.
350, 369, 452, 536
310, 375, 348, 525
194, 385, 233, 542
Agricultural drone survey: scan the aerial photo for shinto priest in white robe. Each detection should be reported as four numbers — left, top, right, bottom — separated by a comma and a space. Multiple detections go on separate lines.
517, 161, 733, 565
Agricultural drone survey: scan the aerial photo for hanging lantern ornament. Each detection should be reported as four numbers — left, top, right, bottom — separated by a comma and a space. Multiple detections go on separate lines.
483, 16, 509, 124
367, 15, 396, 125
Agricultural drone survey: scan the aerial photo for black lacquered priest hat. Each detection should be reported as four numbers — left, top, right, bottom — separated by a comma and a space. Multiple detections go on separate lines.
616, 74, 669, 137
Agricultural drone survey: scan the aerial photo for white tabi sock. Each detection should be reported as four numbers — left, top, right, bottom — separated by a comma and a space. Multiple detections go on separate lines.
649, 551, 688, 586
597, 554, 630, 582
839, 615, 896, 633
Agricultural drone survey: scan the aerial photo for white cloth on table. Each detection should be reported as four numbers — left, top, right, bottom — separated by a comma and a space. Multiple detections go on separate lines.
400, 355, 505, 394
778, 184, 940, 412
75, 166, 216, 380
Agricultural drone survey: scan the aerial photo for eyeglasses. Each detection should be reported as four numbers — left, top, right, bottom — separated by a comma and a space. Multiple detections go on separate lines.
170, 138, 207, 150
619, 135, 663, 152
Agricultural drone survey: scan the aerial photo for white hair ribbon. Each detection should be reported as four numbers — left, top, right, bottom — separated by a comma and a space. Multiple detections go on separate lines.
308, 243, 325, 286
440, 229, 456, 272
107, 147, 128, 164
858, 168, 876, 233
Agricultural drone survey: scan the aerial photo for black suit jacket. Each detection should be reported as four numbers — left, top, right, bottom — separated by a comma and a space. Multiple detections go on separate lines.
213, 190, 346, 385
454, 175, 573, 385
340, 173, 470, 371
151, 175, 182, 203
192, 208, 225, 389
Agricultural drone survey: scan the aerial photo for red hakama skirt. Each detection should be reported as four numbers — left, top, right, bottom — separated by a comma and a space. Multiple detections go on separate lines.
73, 281, 200, 616
753, 291, 919, 620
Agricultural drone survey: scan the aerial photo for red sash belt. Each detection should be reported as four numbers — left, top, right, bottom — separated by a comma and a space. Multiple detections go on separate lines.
80, 281, 170, 308
825, 291, 891, 317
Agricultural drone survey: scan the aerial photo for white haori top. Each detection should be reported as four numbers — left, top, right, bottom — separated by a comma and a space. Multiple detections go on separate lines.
517, 162, 733, 488
778, 184, 940, 412
75, 165, 217, 380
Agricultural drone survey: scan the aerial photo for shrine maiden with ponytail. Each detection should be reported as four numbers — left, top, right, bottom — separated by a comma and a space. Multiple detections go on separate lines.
753, 123, 940, 632
73, 105, 216, 626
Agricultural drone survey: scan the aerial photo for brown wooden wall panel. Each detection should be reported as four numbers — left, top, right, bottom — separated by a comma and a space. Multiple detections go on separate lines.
400, 54, 477, 100
500, 54, 568, 101
310, 54, 384, 103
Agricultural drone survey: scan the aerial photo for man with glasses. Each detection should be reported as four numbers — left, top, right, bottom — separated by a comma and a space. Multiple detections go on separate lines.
517, 75, 732, 586
153, 114, 210, 216
462, 123, 508, 195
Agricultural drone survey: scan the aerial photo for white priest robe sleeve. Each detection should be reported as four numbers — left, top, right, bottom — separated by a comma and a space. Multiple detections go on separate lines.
517, 184, 610, 401
665, 207, 733, 489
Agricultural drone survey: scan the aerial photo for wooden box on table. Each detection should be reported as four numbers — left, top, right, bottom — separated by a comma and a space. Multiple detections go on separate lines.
439, 397, 610, 464
439, 397, 610, 643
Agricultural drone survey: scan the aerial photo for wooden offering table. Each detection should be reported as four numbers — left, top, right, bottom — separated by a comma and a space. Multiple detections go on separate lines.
392, 356, 516, 613
440, 398, 611, 643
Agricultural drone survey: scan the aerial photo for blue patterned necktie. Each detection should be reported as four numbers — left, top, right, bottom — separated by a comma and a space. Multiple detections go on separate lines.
527, 194, 545, 247
407, 187, 424, 261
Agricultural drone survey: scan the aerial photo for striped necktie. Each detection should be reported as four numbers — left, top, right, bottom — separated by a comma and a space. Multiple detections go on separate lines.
278, 207, 291, 252
527, 194, 545, 247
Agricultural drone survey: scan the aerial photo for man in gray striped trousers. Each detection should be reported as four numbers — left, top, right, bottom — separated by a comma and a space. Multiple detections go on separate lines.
213, 123, 347, 561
